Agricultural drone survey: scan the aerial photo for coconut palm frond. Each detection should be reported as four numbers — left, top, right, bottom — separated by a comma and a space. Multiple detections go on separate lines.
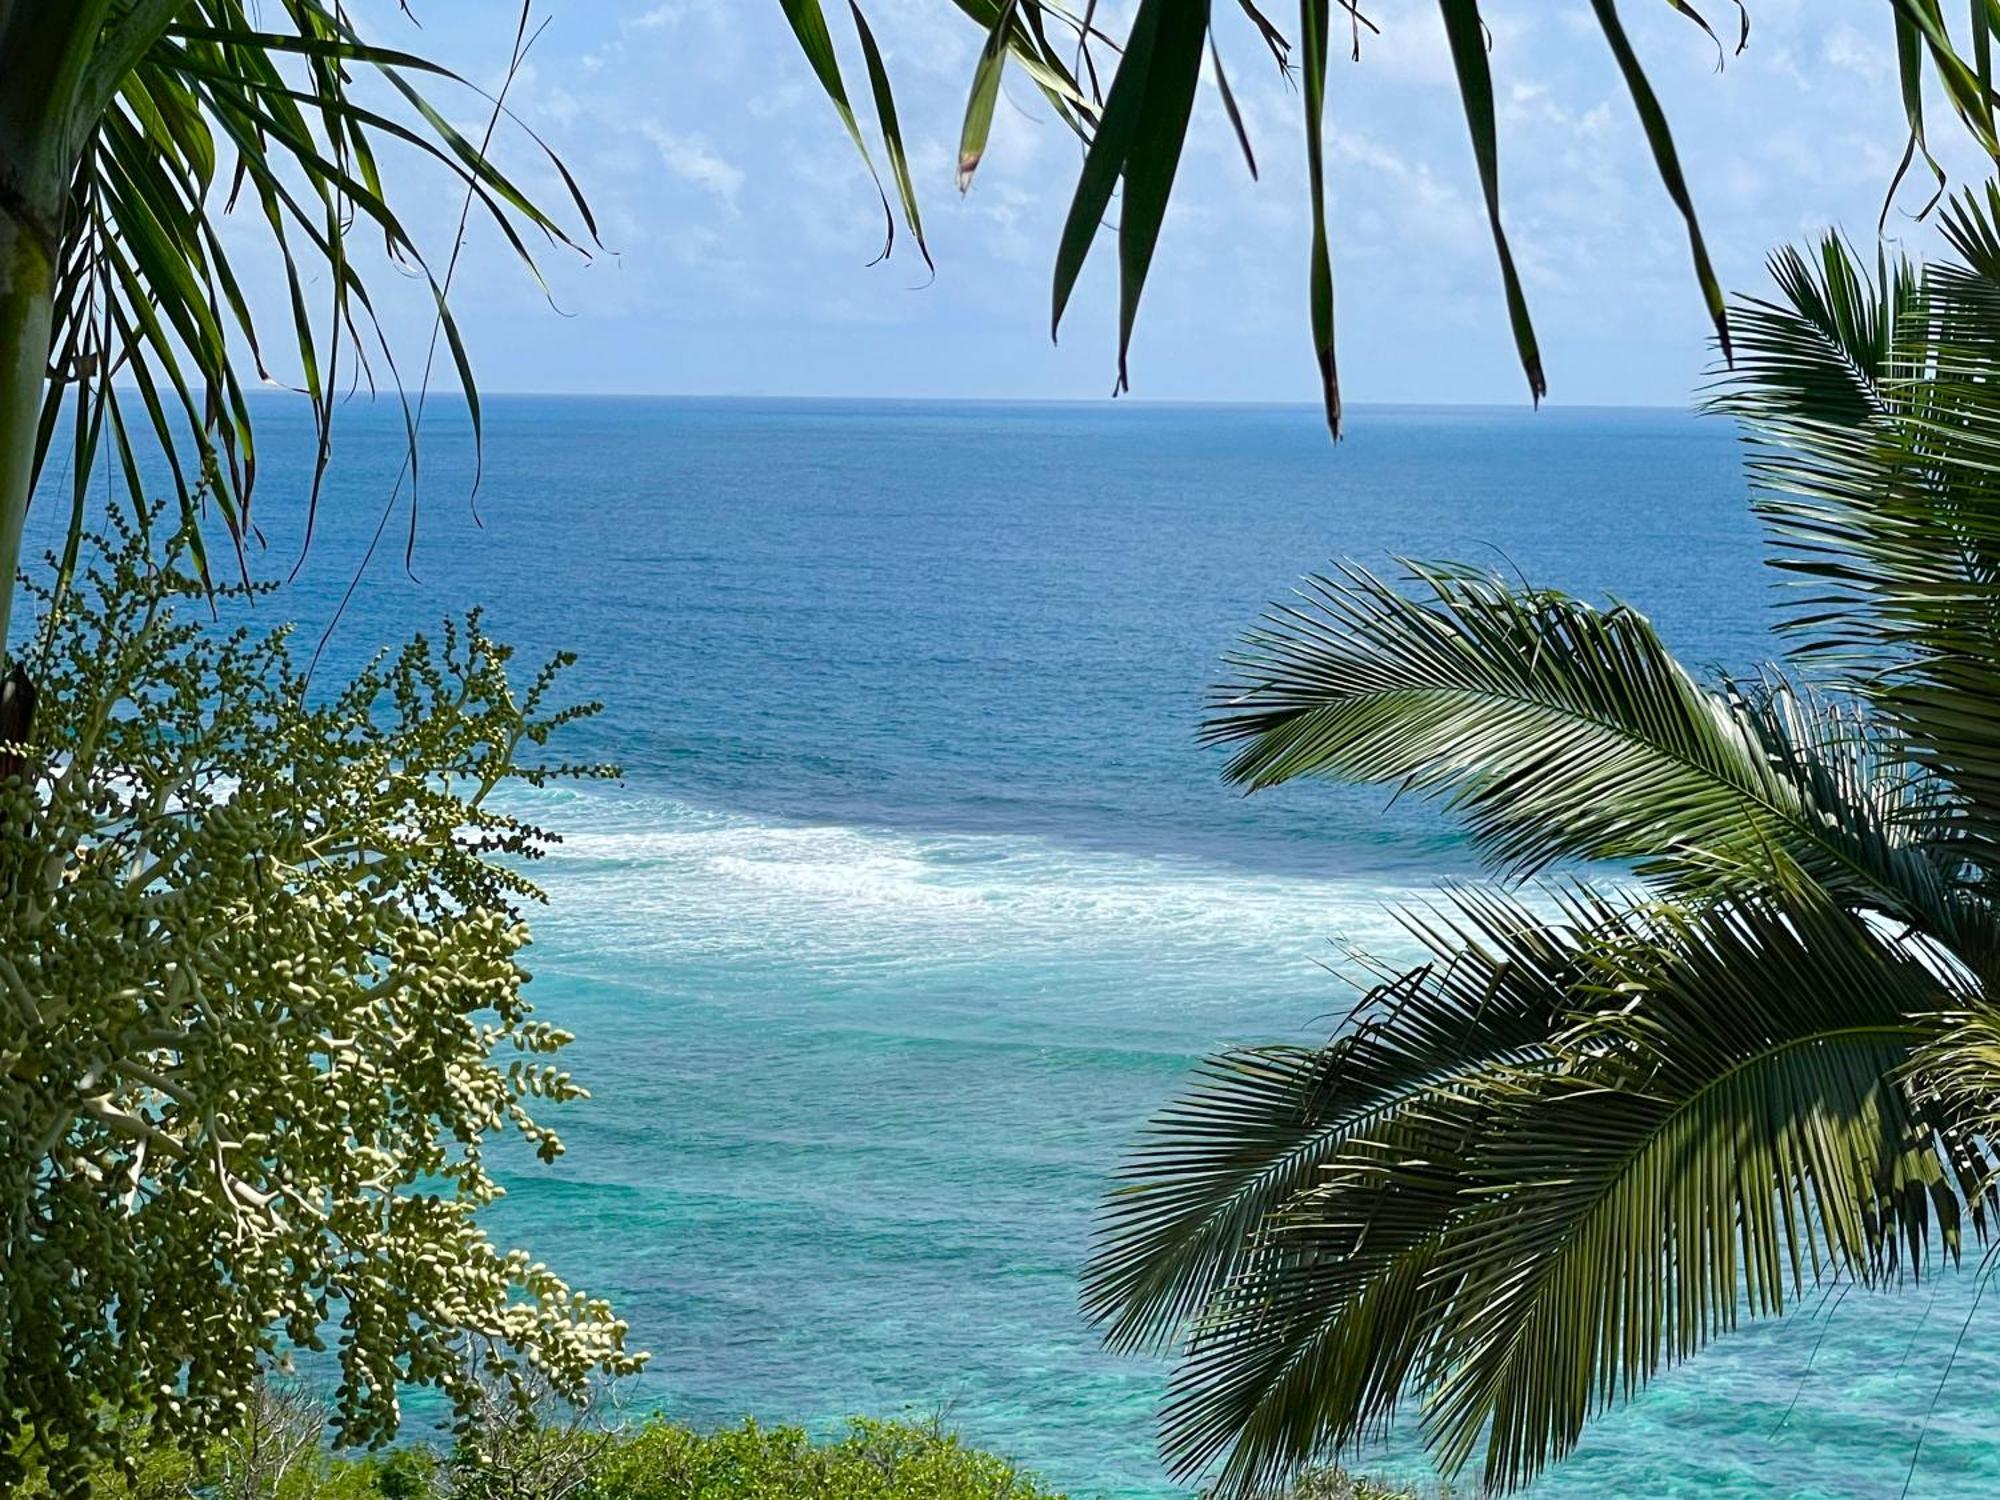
1717, 219, 2000, 872
1101, 890, 1986, 1496
1083, 886, 1596, 1358
1203, 562, 1967, 931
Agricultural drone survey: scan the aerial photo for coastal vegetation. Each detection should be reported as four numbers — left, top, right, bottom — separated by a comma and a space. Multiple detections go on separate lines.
13, 1389, 1430, 1500
0, 3, 614, 1488
7, 2, 2000, 1499
14, 1402, 1077, 1500
0, 520, 643, 1490
0, 0, 590, 648
1084, 207, 2000, 1493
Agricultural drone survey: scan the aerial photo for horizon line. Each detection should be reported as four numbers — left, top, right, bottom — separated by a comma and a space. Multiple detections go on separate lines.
243, 387, 1699, 414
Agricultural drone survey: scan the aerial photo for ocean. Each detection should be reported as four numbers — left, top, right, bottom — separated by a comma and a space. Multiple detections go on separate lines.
27, 397, 2000, 1498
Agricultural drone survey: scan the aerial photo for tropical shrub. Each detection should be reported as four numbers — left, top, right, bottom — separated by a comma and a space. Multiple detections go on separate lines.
1084, 188, 2000, 1495
0, 520, 643, 1492
577, 1417, 1065, 1500
20, 1405, 1076, 1500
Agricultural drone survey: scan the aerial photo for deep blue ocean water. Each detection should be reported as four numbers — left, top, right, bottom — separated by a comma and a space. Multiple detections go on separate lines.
27, 397, 2000, 1497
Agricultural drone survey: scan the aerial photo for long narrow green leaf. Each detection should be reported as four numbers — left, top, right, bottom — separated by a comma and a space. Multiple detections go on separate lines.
1210, 33, 1258, 180
1050, 0, 1160, 339
1300, 0, 1339, 437
777, 0, 895, 259
1885, 4, 1950, 228
1896, 0, 2000, 157
1589, 0, 1731, 362
1973, 0, 1995, 135
850, 1, 932, 270
1113, 0, 1209, 389
1437, 0, 1545, 403
958, 0, 1018, 190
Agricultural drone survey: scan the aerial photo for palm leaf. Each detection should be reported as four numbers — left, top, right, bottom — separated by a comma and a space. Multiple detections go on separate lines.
1084, 886, 1589, 1356
801, 1, 1831, 433
25, 0, 591, 603
1109, 890, 1985, 1496
1422, 897, 1981, 1489
1714, 220, 2000, 875
1437, 0, 1545, 402
1204, 562, 1969, 934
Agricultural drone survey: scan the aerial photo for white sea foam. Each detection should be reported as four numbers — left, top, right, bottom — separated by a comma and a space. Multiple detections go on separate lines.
525, 788, 1430, 980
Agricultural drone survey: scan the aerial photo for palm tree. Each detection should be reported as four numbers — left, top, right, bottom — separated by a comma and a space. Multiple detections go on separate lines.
791, 0, 2000, 438
1082, 189, 2000, 1495
0, 1, 587, 655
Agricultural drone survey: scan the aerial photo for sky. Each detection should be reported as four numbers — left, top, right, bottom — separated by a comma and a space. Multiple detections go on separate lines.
303, 0, 1987, 409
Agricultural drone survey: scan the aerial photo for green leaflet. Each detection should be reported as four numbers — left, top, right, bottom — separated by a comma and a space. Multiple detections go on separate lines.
1437, 0, 1545, 403
850, 1, 931, 270
22, 1, 593, 602
1114, 1, 1208, 386
777, 0, 895, 258
958, 0, 1018, 190
1049, 0, 1211, 397
1300, 0, 1339, 438
1589, 0, 1731, 362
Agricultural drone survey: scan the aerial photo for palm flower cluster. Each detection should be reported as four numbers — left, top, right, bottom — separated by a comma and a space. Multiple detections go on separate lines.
1085, 189, 2000, 1495
0, 521, 643, 1493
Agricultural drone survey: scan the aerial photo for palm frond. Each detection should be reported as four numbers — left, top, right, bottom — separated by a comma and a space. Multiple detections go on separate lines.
1712, 234, 1917, 430
30, 0, 591, 598
1083, 886, 1591, 1357
1714, 218, 2000, 875
1204, 562, 1967, 933
793, 4, 2000, 434
1422, 895, 1984, 1490
1107, 890, 1985, 1496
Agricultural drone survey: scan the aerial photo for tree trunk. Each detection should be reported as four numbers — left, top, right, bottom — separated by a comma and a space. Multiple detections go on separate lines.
0, 196, 54, 658
0, 1, 112, 671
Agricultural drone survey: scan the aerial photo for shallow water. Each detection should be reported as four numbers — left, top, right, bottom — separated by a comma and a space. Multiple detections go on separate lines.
28, 397, 2000, 1497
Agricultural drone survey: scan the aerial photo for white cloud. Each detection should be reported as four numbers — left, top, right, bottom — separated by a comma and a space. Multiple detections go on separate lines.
638, 123, 745, 206
1823, 23, 1892, 81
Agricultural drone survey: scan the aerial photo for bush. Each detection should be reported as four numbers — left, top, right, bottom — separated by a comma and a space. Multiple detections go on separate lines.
27, 1407, 1069, 1500
0, 521, 640, 1491
580, 1417, 1064, 1500
1257, 1471, 1435, 1500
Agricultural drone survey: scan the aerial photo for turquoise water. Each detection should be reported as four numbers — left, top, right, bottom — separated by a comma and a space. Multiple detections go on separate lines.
30, 398, 2000, 1496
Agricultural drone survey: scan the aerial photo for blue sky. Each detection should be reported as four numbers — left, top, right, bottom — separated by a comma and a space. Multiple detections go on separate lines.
320, 1, 1975, 408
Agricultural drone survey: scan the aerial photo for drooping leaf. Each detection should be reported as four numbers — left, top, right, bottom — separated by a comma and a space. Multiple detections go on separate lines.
778, 0, 895, 258
958, 0, 1018, 191
1210, 32, 1259, 181
1206, 561, 1972, 937
1050, 0, 1160, 339
1437, 0, 1545, 403
1588, 0, 1732, 362
850, 1, 932, 270
1112, 0, 1211, 388
27, 1, 593, 593
1299, 0, 1340, 437
1094, 888, 1986, 1496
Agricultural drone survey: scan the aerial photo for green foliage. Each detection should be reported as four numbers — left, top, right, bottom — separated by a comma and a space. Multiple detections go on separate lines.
580, 1417, 1064, 1500
28, 1407, 1076, 1500
0, 1, 590, 605
1263, 1474, 1430, 1500
1082, 201, 2000, 1493
0, 518, 644, 1493
789, 3, 2000, 435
